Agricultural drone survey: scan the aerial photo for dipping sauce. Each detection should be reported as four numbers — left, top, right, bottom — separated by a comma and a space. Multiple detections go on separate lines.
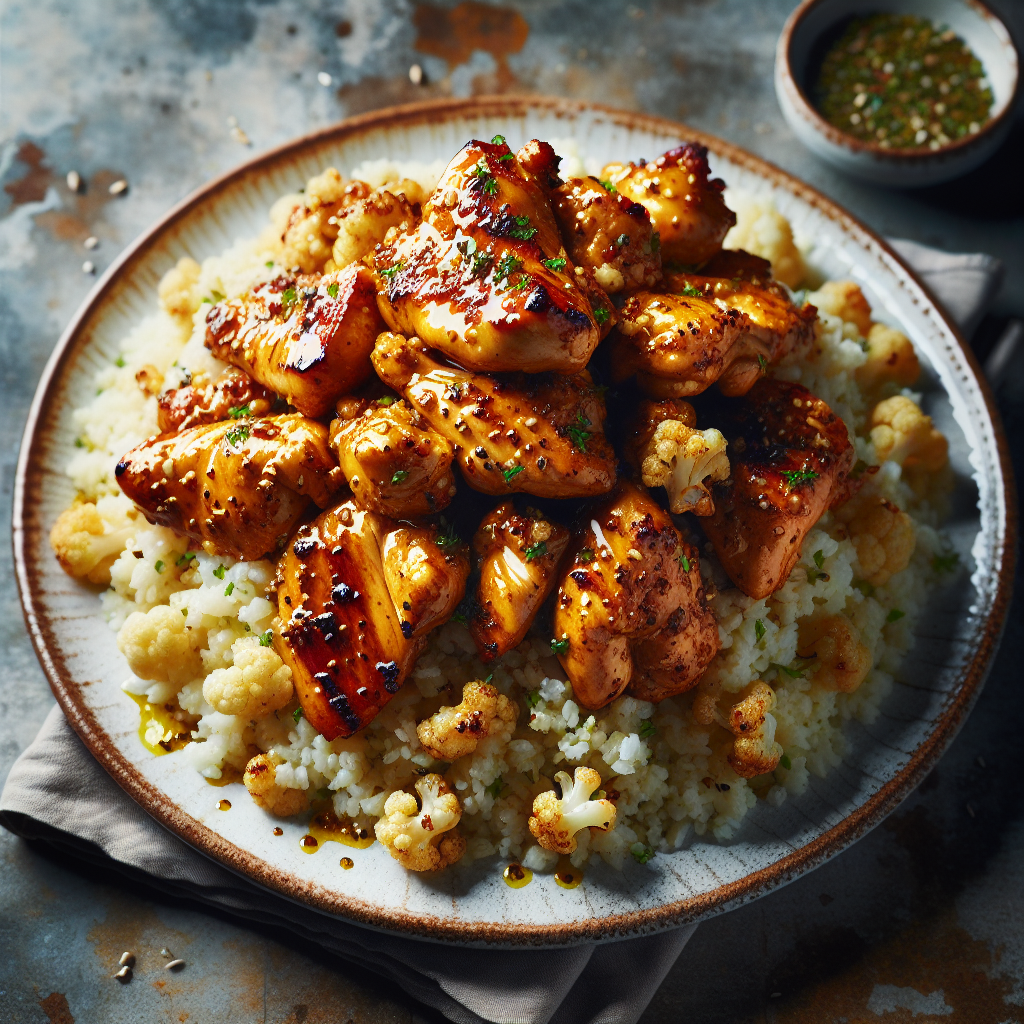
813, 13, 993, 149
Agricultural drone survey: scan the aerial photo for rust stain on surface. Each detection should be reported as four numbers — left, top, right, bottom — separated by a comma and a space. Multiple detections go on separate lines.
34, 168, 124, 243
86, 896, 191, 978
4, 141, 52, 205
37, 992, 74, 1024
414, 1, 528, 89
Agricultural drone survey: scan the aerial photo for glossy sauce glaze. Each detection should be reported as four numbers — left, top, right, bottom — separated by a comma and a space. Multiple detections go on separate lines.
125, 691, 192, 756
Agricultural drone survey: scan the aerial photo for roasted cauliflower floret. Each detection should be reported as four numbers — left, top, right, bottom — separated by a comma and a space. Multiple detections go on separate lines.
202, 637, 293, 719
723, 681, 784, 778
244, 752, 310, 817
870, 395, 948, 474
528, 767, 617, 855
374, 774, 466, 872
117, 604, 205, 686
50, 501, 137, 585
806, 280, 872, 337
835, 491, 915, 586
723, 196, 805, 288
639, 418, 730, 516
856, 323, 920, 392
157, 256, 203, 324
797, 613, 872, 693
416, 680, 518, 762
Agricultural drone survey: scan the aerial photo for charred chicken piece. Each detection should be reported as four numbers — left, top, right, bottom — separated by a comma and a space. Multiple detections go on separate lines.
549, 176, 662, 294
702, 378, 857, 599
275, 502, 468, 739
469, 502, 571, 662
329, 398, 457, 518
115, 415, 344, 561
205, 263, 384, 418
602, 144, 735, 267
372, 138, 607, 375
157, 368, 277, 434
552, 482, 716, 710
372, 332, 617, 499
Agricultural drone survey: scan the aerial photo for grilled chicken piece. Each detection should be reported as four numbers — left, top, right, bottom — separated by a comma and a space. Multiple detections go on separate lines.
371, 137, 607, 375
549, 177, 662, 294
372, 332, 617, 498
205, 263, 383, 418
469, 502, 571, 662
702, 378, 857, 599
552, 483, 709, 709
276, 502, 469, 739
329, 398, 457, 517
157, 368, 277, 434
115, 415, 344, 561
602, 144, 735, 267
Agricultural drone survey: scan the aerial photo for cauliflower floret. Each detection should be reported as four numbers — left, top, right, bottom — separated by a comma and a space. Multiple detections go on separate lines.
374, 774, 466, 872
723, 195, 805, 287
806, 280, 872, 337
640, 419, 730, 515
416, 680, 518, 761
723, 681, 784, 778
870, 395, 948, 473
797, 613, 872, 693
835, 491, 915, 585
855, 323, 920, 393
157, 256, 202, 324
202, 637, 293, 719
50, 501, 137, 585
244, 752, 310, 817
528, 767, 617, 855
117, 604, 205, 685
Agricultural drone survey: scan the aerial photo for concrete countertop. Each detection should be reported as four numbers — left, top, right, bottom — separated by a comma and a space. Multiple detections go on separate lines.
1, 1, 1021, 1021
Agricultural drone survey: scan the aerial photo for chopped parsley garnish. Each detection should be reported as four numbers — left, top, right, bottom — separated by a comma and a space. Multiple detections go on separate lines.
435, 518, 461, 550
782, 468, 819, 489
853, 579, 876, 597
292, 706, 304, 724
154, 560, 165, 574
550, 638, 570, 655
485, 776, 504, 799
228, 404, 250, 419
452, 612, 468, 624
176, 552, 196, 567
209, 289, 226, 303
379, 261, 403, 280
630, 843, 655, 865
813, 550, 825, 570
470, 250, 493, 277
115, 356, 126, 368
770, 662, 804, 678
280, 287, 297, 308
524, 541, 547, 561
758, 354, 768, 372
542, 257, 567, 272
755, 619, 766, 642
506, 277, 532, 292
567, 412, 592, 451
74, 438, 85, 448
491, 134, 506, 145
376, 395, 396, 406
503, 465, 524, 483
494, 252, 523, 286
932, 551, 960, 573
391, 470, 410, 484
577, 548, 595, 564
265, 260, 274, 268
525, 690, 542, 708
599, 179, 618, 193
593, 306, 610, 326
326, 282, 339, 299
639, 719, 656, 739
680, 284, 703, 298
497, 153, 514, 161
224, 582, 234, 596
615, 232, 630, 248
780, 753, 792, 770
258, 630, 273, 647
507, 215, 536, 240
225, 423, 251, 447
472, 157, 499, 195
678, 552, 691, 572
886, 608, 905, 623
213, 564, 226, 580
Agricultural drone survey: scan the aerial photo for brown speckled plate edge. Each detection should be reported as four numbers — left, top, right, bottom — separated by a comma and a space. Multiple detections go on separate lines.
13, 95, 1017, 946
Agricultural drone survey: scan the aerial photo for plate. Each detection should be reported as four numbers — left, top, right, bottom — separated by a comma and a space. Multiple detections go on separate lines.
13, 97, 1015, 946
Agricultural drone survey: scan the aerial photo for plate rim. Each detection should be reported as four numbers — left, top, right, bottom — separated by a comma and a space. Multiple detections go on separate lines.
13, 94, 1017, 946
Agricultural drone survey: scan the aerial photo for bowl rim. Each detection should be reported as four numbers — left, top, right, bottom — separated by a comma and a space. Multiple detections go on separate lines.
12, 94, 1018, 945
776, 0, 1021, 162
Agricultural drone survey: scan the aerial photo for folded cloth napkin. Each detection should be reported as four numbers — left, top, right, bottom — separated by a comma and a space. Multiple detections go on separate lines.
0, 239, 1000, 1024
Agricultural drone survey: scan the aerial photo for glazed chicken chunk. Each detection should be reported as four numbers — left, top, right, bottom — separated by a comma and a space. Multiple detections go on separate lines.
552, 483, 718, 709
205, 263, 384, 418
115, 415, 344, 561
157, 368, 277, 434
372, 137, 606, 375
602, 143, 736, 267
329, 398, 457, 518
372, 332, 617, 498
469, 502, 571, 662
701, 378, 857, 599
275, 501, 469, 739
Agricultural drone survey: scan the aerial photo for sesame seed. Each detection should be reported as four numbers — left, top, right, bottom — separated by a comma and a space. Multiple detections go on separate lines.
66, 170, 81, 192
230, 125, 251, 146
82, 260, 95, 274
317, 71, 333, 86
118, 952, 135, 967
409, 64, 424, 85
84, 235, 99, 250
108, 179, 128, 195
114, 966, 132, 981
627, 548, 642, 560
165, 959, 186, 971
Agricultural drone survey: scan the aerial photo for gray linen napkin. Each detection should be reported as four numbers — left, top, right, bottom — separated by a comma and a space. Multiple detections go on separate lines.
0, 239, 1001, 1024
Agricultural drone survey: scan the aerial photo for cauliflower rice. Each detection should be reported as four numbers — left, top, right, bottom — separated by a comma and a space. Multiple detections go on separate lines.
63, 150, 953, 874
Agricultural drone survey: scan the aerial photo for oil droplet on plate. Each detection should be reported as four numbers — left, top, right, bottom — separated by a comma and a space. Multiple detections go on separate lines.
306, 810, 374, 850
125, 691, 191, 756
300, 834, 319, 852
273, 827, 284, 836
503, 863, 532, 888
218, 799, 231, 811
205, 764, 244, 787
340, 857, 354, 869
555, 858, 582, 889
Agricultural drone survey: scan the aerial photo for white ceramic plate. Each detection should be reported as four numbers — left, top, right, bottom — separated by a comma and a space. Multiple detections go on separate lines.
14, 97, 1014, 946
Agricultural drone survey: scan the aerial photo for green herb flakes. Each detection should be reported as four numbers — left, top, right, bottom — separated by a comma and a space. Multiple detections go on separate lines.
782, 468, 819, 489
390, 469, 410, 485
154, 560, 165, 574
524, 541, 547, 561
228, 404, 250, 419
225, 423, 251, 447
639, 719, 656, 739
770, 662, 804, 679
599, 179, 618, 193
258, 630, 274, 647
550, 638, 570, 655
886, 608, 905, 623
577, 548, 595, 564
542, 257, 567, 272
326, 282, 339, 299
813, 549, 825, 570
678, 552, 691, 572
525, 690, 542, 709
630, 842, 654, 865
292, 706, 304, 724
176, 552, 196, 567
780, 753, 792, 771
376, 395, 396, 406
503, 465, 524, 483
680, 283, 703, 298
485, 776, 504, 799
223, 582, 234, 596
380, 261, 403, 280
508, 215, 536, 240
213, 564, 226, 579
115, 356, 126, 368
755, 619, 766, 642
435, 518, 461, 550
593, 306, 610, 326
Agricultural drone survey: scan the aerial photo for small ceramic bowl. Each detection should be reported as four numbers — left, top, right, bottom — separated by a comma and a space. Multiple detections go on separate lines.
776, 0, 1020, 187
